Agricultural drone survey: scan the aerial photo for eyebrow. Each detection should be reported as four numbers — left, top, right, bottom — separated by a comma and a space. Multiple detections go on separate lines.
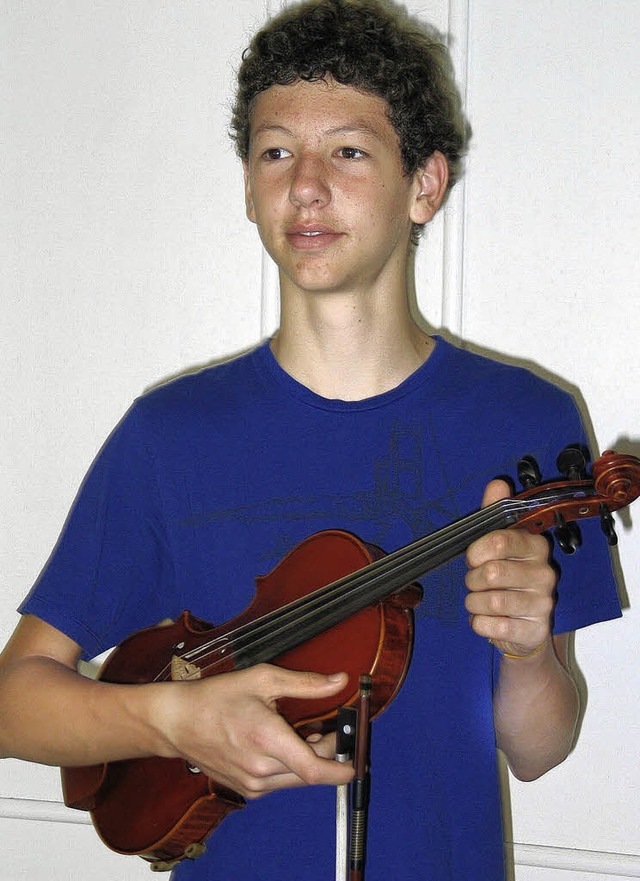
325, 123, 382, 138
252, 122, 384, 141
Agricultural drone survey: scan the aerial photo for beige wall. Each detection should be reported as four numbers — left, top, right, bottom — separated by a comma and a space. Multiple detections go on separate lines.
2, 1, 638, 878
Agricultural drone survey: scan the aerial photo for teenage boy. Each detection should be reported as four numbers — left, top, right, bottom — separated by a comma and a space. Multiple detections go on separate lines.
0, 2, 620, 879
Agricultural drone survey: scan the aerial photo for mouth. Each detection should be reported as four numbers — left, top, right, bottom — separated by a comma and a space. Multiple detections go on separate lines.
286, 226, 343, 250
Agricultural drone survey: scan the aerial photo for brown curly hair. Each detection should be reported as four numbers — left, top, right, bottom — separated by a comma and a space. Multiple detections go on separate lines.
230, 0, 469, 204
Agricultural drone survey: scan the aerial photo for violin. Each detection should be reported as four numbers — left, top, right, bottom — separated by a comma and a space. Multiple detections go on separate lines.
61, 449, 640, 871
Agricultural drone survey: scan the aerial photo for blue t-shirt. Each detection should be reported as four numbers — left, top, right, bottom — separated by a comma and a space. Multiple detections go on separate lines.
21, 337, 621, 880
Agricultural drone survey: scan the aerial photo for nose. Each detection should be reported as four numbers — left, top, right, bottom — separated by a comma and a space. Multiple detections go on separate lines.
289, 153, 331, 209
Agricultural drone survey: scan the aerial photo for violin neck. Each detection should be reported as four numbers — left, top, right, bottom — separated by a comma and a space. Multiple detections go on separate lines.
230, 499, 523, 669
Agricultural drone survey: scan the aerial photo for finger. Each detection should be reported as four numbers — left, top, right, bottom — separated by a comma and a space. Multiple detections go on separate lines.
267, 749, 354, 791
305, 731, 338, 759
467, 526, 551, 572
251, 665, 348, 704
467, 479, 514, 570
481, 477, 512, 508
240, 723, 353, 797
269, 721, 352, 786
468, 611, 547, 649
240, 759, 354, 797
465, 570, 555, 618
466, 540, 555, 589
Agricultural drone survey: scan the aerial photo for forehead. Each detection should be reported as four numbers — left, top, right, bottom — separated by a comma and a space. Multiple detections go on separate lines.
249, 78, 399, 148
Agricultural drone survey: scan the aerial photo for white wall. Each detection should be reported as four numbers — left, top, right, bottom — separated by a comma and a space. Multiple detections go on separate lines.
2, 3, 265, 878
460, 4, 640, 878
2, 1, 638, 879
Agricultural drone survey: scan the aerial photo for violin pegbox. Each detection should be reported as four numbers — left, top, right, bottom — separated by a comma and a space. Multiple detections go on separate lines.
517, 455, 542, 489
555, 446, 588, 553
553, 512, 583, 555
556, 446, 589, 481
517, 447, 587, 553
513, 448, 640, 553
599, 504, 618, 546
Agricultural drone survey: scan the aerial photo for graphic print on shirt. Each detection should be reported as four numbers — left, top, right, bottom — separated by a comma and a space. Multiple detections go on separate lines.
180, 418, 540, 625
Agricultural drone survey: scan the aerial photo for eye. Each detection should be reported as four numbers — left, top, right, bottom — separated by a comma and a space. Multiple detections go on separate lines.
261, 147, 292, 161
336, 147, 367, 160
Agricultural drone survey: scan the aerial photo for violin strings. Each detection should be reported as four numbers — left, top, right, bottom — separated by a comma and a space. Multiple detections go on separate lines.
162, 499, 520, 680
151, 501, 508, 682
200, 502, 517, 671
159, 489, 578, 682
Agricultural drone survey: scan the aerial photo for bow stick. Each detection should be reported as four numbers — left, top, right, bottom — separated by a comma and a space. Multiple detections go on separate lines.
350, 675, 372, 881
335, 675, 373, 881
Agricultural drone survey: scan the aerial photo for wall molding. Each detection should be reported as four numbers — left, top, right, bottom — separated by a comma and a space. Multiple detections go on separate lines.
0, 797, 91, 825
442, 0, 470, 339
1, 798, 639, 877
510, 842, 640, 878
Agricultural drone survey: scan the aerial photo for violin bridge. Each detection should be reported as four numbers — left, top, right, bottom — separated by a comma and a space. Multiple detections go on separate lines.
170, 655, 202, 681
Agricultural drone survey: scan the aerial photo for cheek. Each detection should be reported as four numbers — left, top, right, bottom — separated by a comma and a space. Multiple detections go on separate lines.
248, 185, 280, 230
257, 179, 291, 216
355, 177, 411, 221
364, 194, 413, 242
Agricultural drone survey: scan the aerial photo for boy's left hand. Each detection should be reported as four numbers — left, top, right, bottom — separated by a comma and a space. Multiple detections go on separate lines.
465, 479, 557, 657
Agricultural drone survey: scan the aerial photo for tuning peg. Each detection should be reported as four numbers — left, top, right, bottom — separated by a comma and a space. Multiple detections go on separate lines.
554, 513, 582, 554
599, 504, 618, 546
557, 446, 588, 480
517, 455, 542, 489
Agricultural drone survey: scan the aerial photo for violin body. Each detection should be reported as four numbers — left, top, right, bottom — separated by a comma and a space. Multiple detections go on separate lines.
61, 450, 640, 869
62, 530, 422, 867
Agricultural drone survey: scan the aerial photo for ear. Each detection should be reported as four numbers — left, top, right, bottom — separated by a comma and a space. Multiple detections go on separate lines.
410, 150, 449, 225
243, 160, 257, 224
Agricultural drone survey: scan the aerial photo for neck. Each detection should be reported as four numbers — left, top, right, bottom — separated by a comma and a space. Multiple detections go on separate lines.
271, 281, 434, 400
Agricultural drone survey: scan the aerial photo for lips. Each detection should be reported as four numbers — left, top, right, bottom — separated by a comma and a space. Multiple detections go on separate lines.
285, 224, 343, 250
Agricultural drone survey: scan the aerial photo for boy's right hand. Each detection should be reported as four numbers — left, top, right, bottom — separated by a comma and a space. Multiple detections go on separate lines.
150, 664, 354, 798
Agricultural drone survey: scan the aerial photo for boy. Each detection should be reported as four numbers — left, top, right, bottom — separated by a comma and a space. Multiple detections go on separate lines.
0, 1, 620, 879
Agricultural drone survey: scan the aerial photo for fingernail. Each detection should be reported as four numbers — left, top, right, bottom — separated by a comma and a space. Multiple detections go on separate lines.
328, 672, 344, 682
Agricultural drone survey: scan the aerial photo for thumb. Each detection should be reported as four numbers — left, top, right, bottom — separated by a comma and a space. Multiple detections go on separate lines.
263, 666, 348, 701
481, 477, 512, 508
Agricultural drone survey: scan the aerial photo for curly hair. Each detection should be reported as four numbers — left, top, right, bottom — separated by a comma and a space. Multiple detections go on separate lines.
230, 0, 469, 199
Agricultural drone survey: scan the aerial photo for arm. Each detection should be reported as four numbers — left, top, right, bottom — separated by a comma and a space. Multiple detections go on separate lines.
0, 614, 353, 798
465, 480, 580, 781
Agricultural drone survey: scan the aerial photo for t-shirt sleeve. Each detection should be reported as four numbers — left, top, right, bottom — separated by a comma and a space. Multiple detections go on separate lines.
535, 394, 622, 634
19, 402, 177, 660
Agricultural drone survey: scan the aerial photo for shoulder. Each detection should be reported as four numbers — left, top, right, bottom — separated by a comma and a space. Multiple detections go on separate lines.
143, 343, 267, 411
126, 343, 271, 431
95, 343, 270, 463
439, 338, 568, 396
434, 337, 579, 424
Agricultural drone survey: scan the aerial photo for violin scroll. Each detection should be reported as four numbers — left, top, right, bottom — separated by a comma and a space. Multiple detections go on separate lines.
592, 451, 640, 508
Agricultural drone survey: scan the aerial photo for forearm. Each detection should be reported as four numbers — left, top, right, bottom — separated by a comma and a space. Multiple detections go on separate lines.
0, 654, 164, 767
0, 614, 353, 798
493, 636, 579, 781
